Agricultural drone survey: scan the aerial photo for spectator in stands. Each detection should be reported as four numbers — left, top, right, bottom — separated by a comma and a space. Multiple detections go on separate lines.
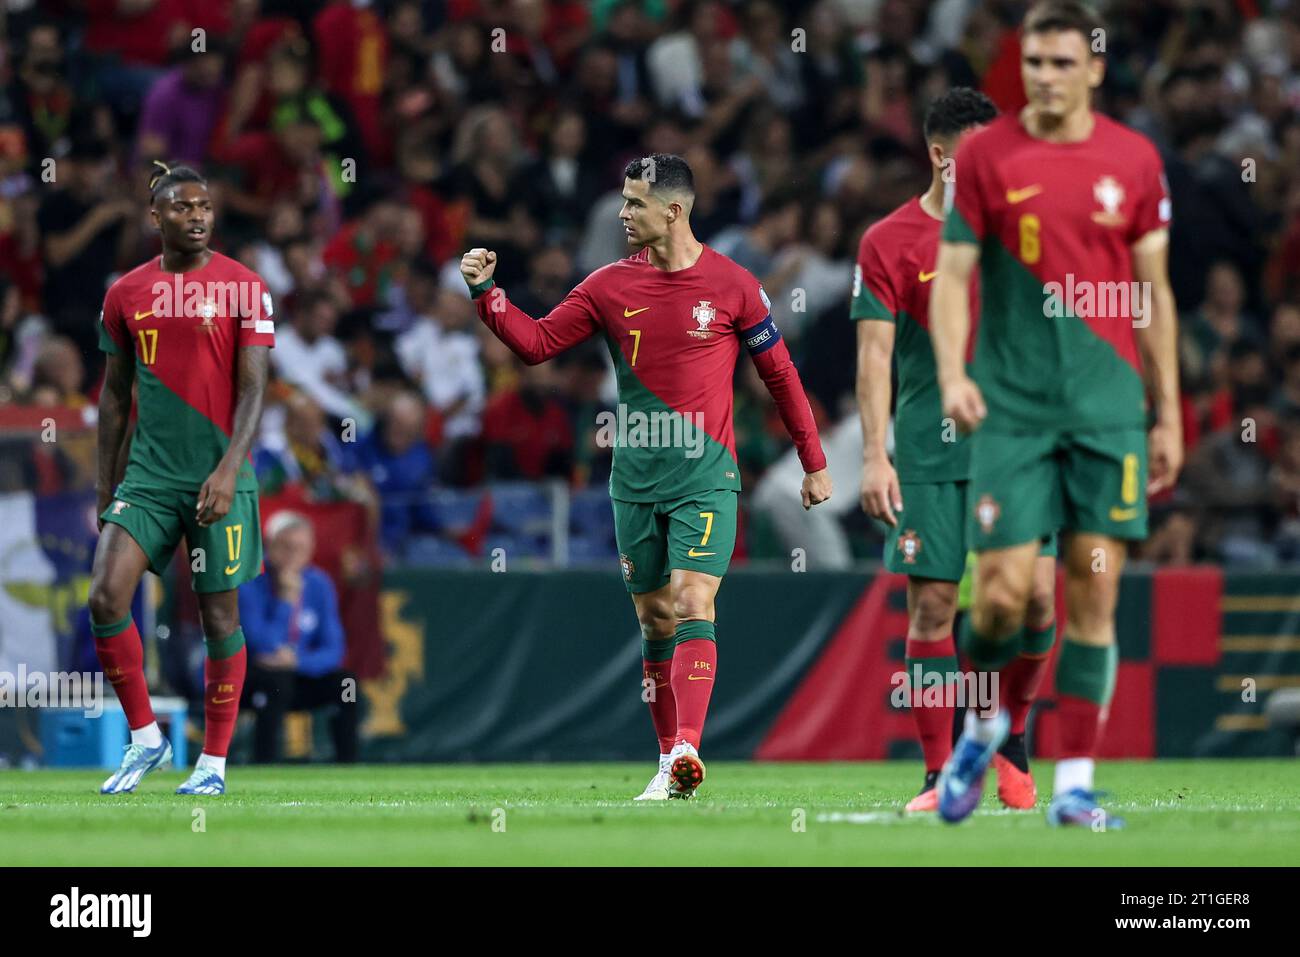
1278, 343, 1300, 421
36, 133, 134, 375
394, 273, 485, 467
322, 193, 402, 309
510, 245, 578, 319
5, 19, 74, 175
256, 391, 368, 504
346, 391, 440, 557
520, 108, 604, 245
1270, 301, 1300, 372
768, 199, 854, 346
271, 287, 362, 422
710, 188, 804, 305
444, 106, 537, 288
135, 41, 229, 167
214, 100, 327, 235
27, 335, 85, 408
1181, 261, 1261, 386
240, 510, 358, 763
1272, 411, 1300, 561
482, 362, 575, 481
312, 0, 390, 165
557, 346, 614, 487
1181, 385, 1280, 563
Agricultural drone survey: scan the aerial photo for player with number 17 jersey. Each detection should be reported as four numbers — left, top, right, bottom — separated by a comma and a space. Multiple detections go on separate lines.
98, 251, 276, 588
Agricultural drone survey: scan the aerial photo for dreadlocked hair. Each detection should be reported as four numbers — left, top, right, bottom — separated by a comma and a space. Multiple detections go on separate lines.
148, 160, 206, 203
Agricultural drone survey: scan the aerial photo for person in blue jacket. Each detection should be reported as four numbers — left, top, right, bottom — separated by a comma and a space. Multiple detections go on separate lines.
239, 510, 358, 762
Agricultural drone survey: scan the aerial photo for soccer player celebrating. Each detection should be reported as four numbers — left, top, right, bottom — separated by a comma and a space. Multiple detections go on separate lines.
91, 162, 275, 795
930, 1, 1181, 826
854, 88, 1059, 813
460, 154, 831, 799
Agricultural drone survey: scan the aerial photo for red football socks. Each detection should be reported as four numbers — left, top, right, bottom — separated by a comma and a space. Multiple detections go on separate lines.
905, 636, 959, 773
91, 615, 156, 730
642, 639, 677, 754
670, 621, 717, 749
202, 630, 248, 758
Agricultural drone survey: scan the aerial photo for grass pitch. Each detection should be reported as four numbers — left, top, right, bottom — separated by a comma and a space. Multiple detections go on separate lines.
2, 760, 1297, 866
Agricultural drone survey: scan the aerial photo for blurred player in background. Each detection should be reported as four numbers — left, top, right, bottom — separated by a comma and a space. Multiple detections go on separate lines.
855, 88, 1059, 814
460, 154, 831, 799
90, 161, 275, 796
931, 1, 1181, 826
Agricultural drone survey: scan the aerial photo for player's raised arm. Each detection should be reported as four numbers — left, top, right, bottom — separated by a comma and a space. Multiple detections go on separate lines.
1131, 228, 1183, 494
930, 240, 985, 432
460, 248, 599, 365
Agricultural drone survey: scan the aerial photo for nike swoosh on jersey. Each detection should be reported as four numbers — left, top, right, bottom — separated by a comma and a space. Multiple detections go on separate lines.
133, 310, 153, 321
1006, 185, 1044, 205
918, 270, 937, 282
686, 675, 713, 681
687, 548, 716, 558
623, 306, 650, 317
210, 696, 236, 704
1109, 506, 1139, 521
224, 563, 241, 575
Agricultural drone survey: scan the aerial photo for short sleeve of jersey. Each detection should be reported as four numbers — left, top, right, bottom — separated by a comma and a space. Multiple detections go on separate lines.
239, 283, 277, 347
735, 271, 771, 332
1128, 144, 1172, 243
98, 286, 127, 355
941, 139, 989, 245
850, 233, 898, 322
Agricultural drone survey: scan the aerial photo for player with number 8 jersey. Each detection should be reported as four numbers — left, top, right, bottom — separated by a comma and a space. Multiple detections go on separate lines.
460, 154, 831, 801
929, 1, 1183, 828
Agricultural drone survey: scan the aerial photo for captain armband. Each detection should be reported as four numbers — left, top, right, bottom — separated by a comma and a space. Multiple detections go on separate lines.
742, 314, 781, 357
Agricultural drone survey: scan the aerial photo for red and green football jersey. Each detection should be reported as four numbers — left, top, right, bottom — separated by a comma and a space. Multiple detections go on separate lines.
98, 252, 276, 493
942, 112, 1171, 431
852, 196, 979, 483
475, 245, 826, 502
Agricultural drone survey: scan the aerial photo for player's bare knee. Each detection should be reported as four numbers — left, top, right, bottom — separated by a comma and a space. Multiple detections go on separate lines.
911, 587, 957, 637
671, 587, 714, 624
87, 579, 130, 625
1026, 584, 1055, 628
198, 605, 239, 639
976, 580, 1029, 635
638, 614, 675, 642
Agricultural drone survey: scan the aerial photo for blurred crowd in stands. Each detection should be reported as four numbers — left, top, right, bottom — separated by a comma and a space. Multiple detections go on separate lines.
2, 0, 1300, 565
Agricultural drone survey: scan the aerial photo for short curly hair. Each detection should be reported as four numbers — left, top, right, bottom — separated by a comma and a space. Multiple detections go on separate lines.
923, 87, 999, 141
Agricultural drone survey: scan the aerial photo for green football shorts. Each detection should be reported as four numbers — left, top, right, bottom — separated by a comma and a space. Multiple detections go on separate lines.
968, 427, 1148, 550
100, 480, 263, 593
612, 489, 737, 593
886, 481, 1057, 581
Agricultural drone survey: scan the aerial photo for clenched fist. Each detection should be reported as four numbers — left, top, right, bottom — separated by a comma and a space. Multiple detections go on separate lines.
460, 248, 498, 288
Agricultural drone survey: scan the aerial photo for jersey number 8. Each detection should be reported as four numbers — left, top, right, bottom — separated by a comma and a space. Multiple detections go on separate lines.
1018, 214, 1041, 265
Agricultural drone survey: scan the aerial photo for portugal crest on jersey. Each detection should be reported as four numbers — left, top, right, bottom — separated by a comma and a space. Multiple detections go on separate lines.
1091, 175, 1127, 227
896, 530, 922, 564
975, 494, 1001, 534
620, 553, 635, 581
688, 300, 716, 339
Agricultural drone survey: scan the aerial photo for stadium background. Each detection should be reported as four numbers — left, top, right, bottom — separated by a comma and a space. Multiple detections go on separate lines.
0, 0, 1298, 765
